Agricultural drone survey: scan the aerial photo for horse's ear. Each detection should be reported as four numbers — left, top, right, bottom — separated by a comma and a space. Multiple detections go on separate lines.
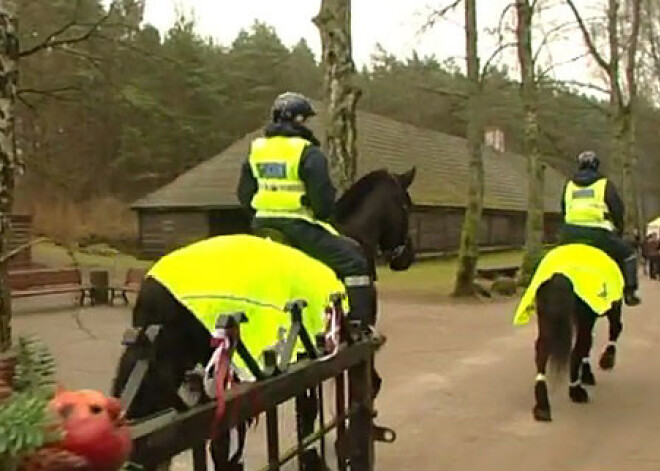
397, 167, 416, 189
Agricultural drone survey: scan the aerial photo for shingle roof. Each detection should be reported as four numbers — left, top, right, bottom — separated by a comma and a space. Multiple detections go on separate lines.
132, 101, 566, 213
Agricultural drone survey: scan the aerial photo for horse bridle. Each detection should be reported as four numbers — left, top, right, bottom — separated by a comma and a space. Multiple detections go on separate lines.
381, 193, 412, 264
389, 244, 407, 260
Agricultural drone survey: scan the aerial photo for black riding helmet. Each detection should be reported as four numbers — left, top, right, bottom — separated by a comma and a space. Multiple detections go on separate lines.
271, 92, 316, 123
577, 150, 600, 171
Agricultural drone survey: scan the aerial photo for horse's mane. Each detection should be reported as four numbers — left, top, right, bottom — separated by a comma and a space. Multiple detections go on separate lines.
334, 169, 393, 222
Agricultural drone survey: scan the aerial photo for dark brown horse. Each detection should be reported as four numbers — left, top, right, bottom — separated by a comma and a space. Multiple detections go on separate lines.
111, 167, 417, 470
532, 273, 623, 422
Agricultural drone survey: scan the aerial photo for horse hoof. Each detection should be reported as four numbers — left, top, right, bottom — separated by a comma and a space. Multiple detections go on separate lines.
599, 350, 616, 370
300, 450, 330, 471
569, 385, 589, 403
581, 367, 596, 386
533, 405, 552, 422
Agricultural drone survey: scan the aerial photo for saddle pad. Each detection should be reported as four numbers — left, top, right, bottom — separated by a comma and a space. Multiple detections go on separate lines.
513, 243, 624, 326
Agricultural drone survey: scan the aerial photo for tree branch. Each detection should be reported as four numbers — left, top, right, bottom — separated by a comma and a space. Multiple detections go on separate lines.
625, 0, 642, 107
421, 0, 464, 33
18, 86, 80, 97
554, 79, 611, 95
415, 83, 468, 99
532, 19, 577, 66
607, 0, 623, 106
564, 0, 611, 72
17, 86, 81, 110
536, 51, 590, 78
57, 46, 103, 66
491, 2, 517, 42
17, 94, 36, 112
480, 42, 518, 80
644, 0, 660, 84
19, 1, 117, 58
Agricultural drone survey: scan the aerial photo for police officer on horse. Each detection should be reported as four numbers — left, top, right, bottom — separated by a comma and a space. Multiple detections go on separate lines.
560, 150, 641, 306
236, 92, 377, 328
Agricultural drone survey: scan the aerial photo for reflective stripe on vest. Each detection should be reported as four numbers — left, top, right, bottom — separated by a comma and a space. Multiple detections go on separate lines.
248, 136, 310, 218
564, 178, 614, 231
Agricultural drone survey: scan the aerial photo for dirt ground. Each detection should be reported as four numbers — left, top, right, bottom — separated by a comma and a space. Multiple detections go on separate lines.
11, 277, 660, 471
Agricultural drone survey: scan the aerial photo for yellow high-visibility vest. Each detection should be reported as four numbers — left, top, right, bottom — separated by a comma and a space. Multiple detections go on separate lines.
248, 136, 310, 217
564, 178, 614, 231
248, 135, 339, 235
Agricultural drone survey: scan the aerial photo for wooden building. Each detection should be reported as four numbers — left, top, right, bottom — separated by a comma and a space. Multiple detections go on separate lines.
132, 103, 566, 259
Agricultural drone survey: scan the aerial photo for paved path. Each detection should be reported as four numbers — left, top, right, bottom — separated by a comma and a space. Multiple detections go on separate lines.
12, 278, 660, 470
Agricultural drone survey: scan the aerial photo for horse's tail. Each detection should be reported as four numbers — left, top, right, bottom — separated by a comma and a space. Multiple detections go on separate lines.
536, 273, 574, 375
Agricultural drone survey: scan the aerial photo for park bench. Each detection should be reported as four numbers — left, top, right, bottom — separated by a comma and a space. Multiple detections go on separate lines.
7, 267, 92, 305
476, 265, 520, 280
110, 268, 146, 305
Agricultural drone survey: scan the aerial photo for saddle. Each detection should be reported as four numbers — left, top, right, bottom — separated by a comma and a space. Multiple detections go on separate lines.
253, 227, 291, 246
253, 226, 362, 249
252, 226, 375, 280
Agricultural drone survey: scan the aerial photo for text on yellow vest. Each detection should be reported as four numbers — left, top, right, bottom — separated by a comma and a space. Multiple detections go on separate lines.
248, 136, 312, 219
564, 178, 614, 231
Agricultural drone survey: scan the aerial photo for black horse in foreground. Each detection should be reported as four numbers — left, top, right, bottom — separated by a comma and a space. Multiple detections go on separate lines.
515, 244, 625, 422
111, 168, 417, 469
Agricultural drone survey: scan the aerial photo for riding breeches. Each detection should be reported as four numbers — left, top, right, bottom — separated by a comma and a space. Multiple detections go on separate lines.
252, 217, 377, 326
560, 224, 638, 290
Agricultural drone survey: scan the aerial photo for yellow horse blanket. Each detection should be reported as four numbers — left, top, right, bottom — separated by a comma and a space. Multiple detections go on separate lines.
147, 234, 349, 380
513, 244, 624, 326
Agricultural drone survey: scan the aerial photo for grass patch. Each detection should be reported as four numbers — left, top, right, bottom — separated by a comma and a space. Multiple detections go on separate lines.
377, 250, 523, 298
21, 191, 137, 252
32, 241, 152, 280
32, 241, 522, 298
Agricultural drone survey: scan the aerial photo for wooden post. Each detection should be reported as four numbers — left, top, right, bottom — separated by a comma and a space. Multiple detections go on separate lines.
335, 371, 348, 471
264, 345, 280, 470
266, 408, 280, 470
90, 270, 109, 305
347, 354, 374, 470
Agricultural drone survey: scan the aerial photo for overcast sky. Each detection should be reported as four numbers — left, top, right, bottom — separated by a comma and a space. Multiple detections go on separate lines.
142, 0, 603, 88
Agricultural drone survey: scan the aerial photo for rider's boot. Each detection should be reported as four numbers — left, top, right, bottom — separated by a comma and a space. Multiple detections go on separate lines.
623, 255, 641, 306
344, 276, 378, 330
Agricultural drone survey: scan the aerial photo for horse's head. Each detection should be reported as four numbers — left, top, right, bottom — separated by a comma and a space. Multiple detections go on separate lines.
385, 167, 416, 271
334, 167, 417, 272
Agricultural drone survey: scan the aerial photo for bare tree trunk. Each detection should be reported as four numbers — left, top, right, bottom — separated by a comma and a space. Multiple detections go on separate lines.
0, 1, 19, 353
313, 0, 361, 191
453, 0, 485, 297
516, 0, 545, 286
566, 0, 642, 237
623, 0, 642, 234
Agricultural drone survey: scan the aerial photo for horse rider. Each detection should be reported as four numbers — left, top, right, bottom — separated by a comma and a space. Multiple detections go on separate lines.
236, 91, 377, 329
559, 150, 641, 306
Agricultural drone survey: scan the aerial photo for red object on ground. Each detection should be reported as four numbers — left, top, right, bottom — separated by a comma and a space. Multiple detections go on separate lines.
48, 389, 132, 471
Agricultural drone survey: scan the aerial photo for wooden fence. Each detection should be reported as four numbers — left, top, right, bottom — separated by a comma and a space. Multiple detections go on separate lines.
122, 300, 391, 471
